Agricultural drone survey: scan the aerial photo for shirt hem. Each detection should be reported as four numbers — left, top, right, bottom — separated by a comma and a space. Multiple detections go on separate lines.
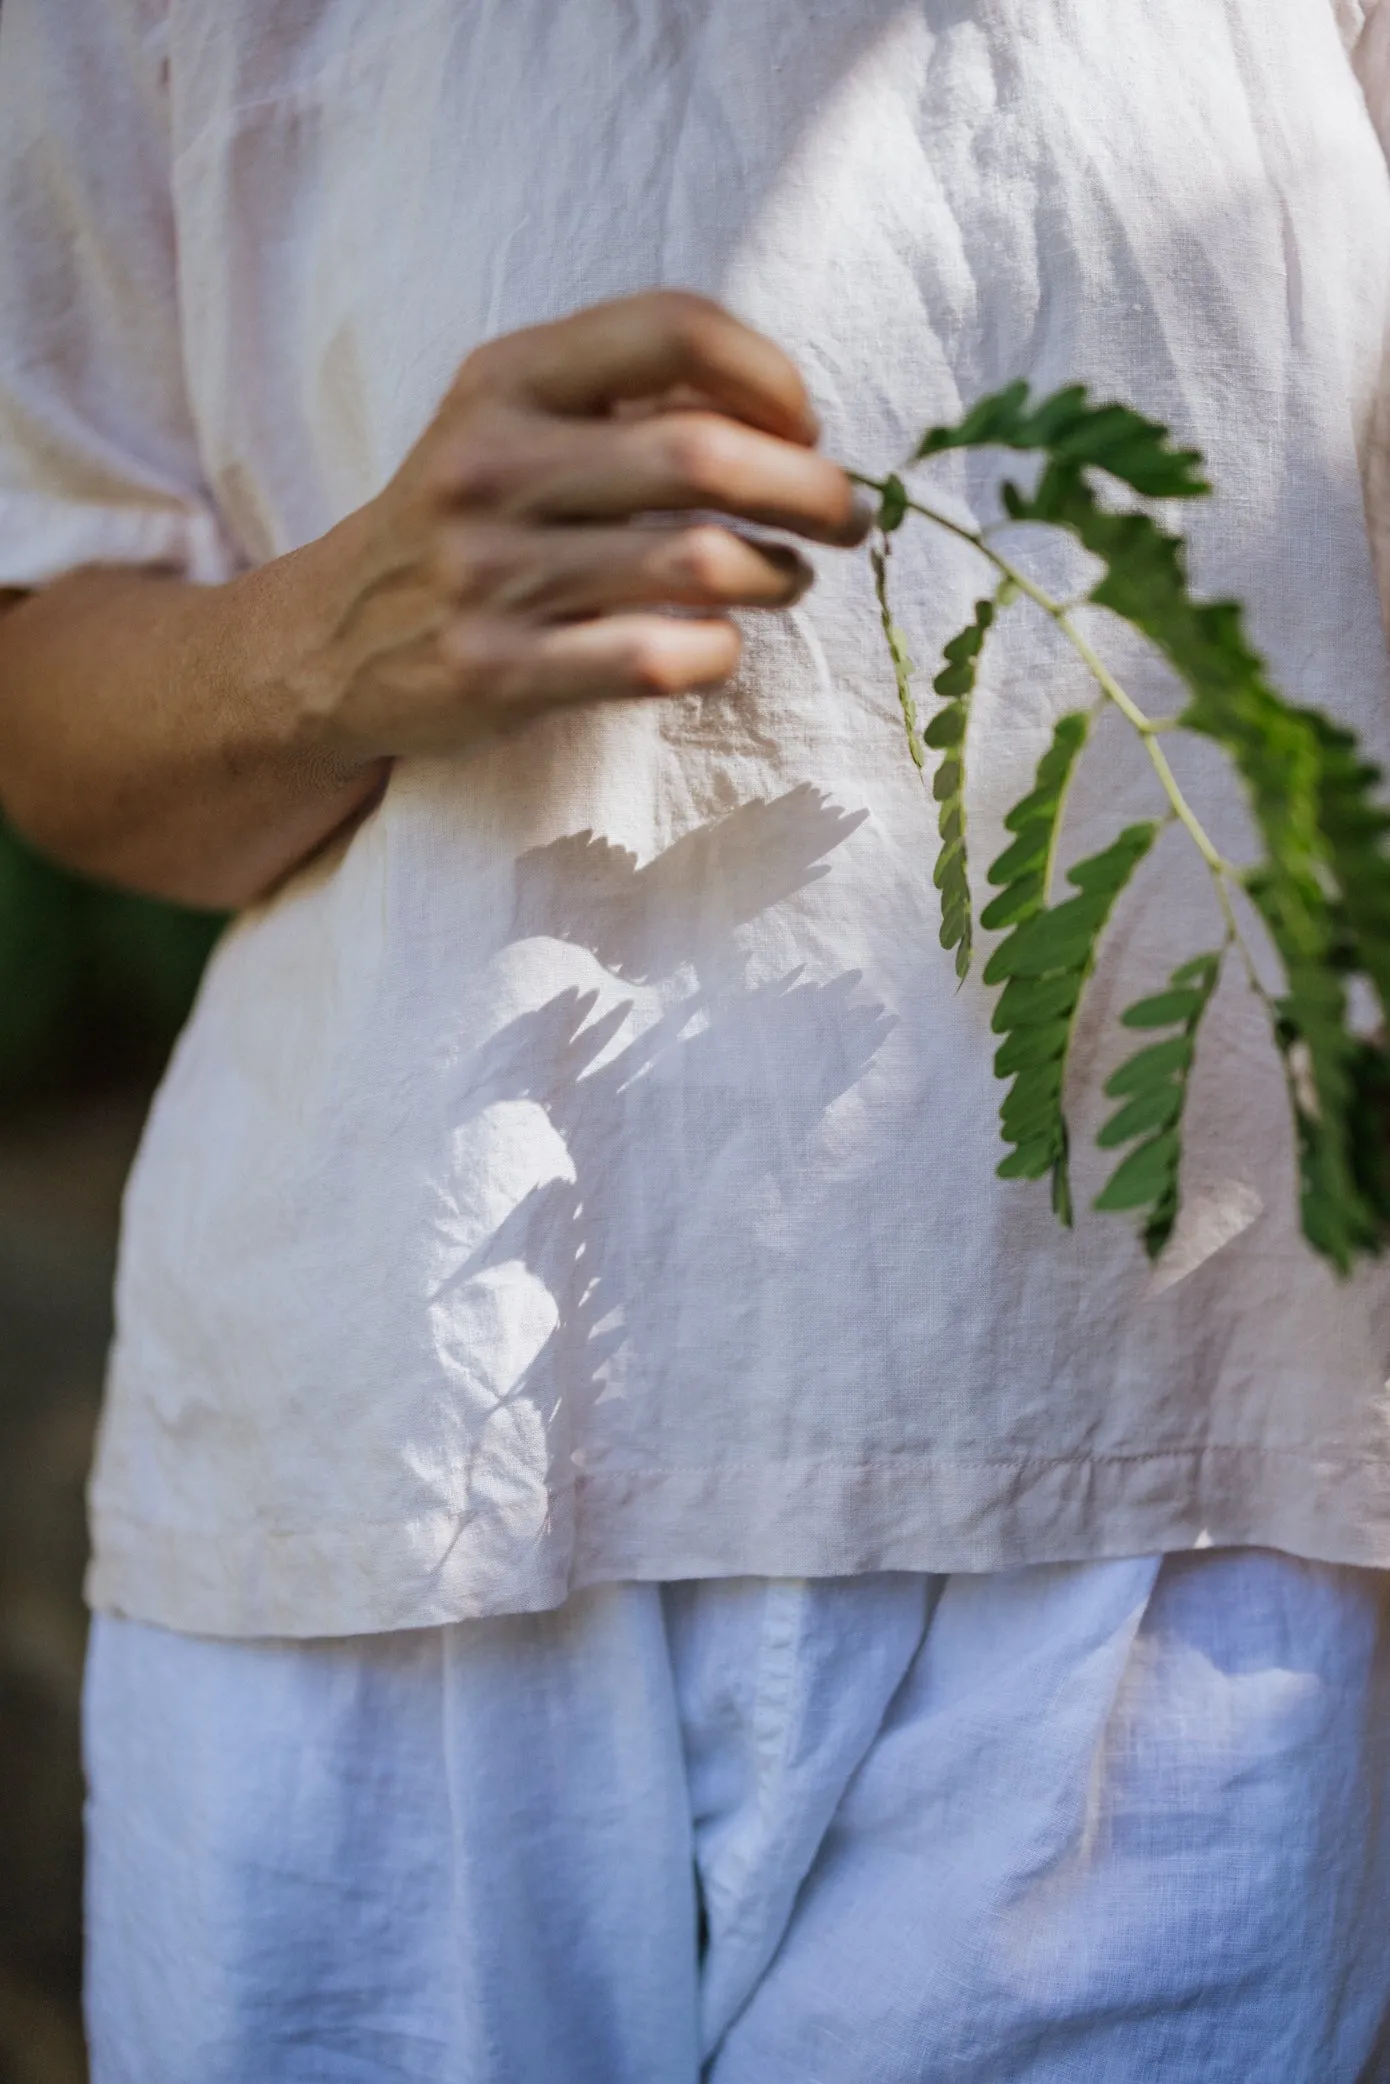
86, 1442, 1390, 1639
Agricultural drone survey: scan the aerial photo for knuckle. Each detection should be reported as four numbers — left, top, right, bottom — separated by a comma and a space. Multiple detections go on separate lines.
643, 287, 721, 344
436, 617, 513, 705
449, 338, 507, 403
668, 524, 733, 595
429, 527, 517, 606
426, 530, 477, 602
624, 635, 681, 697
428, 431, 522, 512
661, 418, 732, 498
432, 615, 482, 685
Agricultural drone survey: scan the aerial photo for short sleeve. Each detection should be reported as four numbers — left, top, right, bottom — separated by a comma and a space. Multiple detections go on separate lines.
0, 0, 237, 587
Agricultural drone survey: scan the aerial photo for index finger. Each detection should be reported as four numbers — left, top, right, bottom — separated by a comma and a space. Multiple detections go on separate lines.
469, 291, 821, 446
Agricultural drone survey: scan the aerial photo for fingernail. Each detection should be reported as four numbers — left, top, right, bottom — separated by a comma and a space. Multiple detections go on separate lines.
846, 490, 877, 540
767, 544, 815, 598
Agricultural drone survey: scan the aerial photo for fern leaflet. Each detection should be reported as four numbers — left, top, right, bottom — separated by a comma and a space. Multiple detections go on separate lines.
914, 381, 1207, 500
1095, 952, 1222, 1258
926, 596, 995, 981
980, 708, 1158, 1223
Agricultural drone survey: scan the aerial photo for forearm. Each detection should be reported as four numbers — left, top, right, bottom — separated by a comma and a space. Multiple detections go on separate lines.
0, 523, 386, 911
0, 299, 859, 914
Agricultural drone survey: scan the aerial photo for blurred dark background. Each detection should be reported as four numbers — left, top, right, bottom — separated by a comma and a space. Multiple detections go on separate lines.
0, 820, 218, 2084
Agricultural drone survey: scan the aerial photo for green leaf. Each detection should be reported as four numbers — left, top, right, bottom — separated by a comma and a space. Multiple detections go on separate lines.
933, 839, 963, 891
919, 595, 999, 983
1095, 1083, 1183, 1148
985, 700, 1157, 1221
924, 704, 966, 750
993, 1018, 1071, 1078
1120, 987, 1207, 1029
980, 875, 1044, 931
1093, 1132, 1181, 1212
990, 970, 1084, 1035
1001, 1056, 1064, 1124
915, 381, 1031, 460
1170, 953, 1224, 988
984, 714, 1091, 954
982, 903, 1104, 984
997, 1137, 1060, 1181
934, 602, 994, 681
1094, 952, 1221, 1257
1002, 714, 1090, 834
932, 756, 962, 804
1347, 1041, 1390, 1236
1066, 824, 1160, 897
1308, 713, 1390, 1025
1051, 1136, 1075, 1225
913, 382, 1208, 500
1103, 1034, 1194, 1098
987, 827, 1050, 888
877, 474, 909, 534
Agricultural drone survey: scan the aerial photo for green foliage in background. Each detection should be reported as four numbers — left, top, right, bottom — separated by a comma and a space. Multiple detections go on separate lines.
0, 821, 220, 1103
862, 383, 1390, 1275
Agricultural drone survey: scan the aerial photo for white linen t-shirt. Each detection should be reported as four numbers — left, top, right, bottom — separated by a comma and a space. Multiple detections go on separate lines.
3, 0, 1390, 1637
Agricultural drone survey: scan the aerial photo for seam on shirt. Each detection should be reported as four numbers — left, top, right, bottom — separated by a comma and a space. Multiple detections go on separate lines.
87, 1439, 1390, 1546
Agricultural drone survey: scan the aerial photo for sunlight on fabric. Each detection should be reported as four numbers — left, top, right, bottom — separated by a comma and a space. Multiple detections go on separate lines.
1147, 1179, 1264, 1295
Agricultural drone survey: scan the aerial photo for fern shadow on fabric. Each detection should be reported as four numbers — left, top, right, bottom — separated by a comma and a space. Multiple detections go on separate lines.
429, 788, 892, 1477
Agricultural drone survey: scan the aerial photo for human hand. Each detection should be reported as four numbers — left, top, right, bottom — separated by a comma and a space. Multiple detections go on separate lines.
292, 291, 867, 760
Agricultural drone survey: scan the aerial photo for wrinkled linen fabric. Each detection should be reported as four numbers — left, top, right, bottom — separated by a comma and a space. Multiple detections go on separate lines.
3, 4, 1390, 1633
84, 1554, 1390, 2082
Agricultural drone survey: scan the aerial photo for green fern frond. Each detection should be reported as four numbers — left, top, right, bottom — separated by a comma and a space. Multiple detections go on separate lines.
1307, 713, 1390, 1011
914, 382, 1208, 500
981, 708, 1157, 1223
1095, 952, 1221, 1258
869, 379, 1390, 1273
980, 711, 1088, 940
1002, 453, 1390, 1272
1269, 970, 1386, 1272
926, 596, 995, 980
987, 819, 1160, 1224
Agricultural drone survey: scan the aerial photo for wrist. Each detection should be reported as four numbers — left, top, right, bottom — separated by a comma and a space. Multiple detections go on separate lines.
221, 503, 392, 789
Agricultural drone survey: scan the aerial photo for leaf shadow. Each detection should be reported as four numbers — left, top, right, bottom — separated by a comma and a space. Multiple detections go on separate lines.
509, 783, 868, 990
432, 787, 892, 1479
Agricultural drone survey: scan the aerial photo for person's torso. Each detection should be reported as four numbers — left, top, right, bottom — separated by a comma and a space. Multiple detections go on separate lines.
93, 0, 1390, 1633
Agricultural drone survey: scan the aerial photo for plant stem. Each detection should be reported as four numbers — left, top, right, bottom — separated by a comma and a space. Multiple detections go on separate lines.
870, 537, 925, 771
851, 472, 1275, 1009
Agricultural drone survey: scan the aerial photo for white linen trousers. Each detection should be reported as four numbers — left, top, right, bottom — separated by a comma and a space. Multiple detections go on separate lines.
85, 1550, 1390, 2082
